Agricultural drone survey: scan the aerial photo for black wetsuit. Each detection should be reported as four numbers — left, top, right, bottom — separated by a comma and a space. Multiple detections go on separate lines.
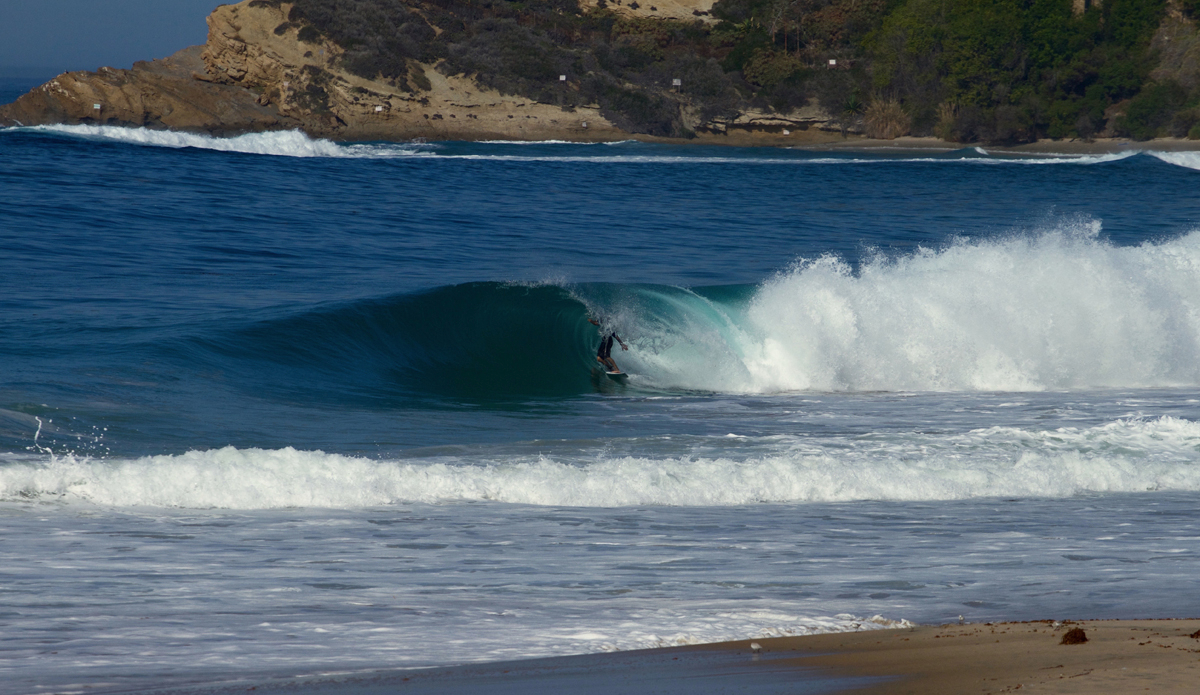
597, 332, 621, 359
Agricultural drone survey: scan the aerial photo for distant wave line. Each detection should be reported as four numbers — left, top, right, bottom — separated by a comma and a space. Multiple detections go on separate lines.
7, 125, 1183, 167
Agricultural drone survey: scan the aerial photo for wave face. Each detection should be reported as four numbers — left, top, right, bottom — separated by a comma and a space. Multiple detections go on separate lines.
4, 416, 1198, 508
190, 282, 601, 400
191, 224, 1200, 401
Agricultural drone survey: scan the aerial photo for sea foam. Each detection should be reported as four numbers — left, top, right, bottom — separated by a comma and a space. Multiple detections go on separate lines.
1150, 150, 1200, 171
22, 125, 429, 158
623, 223, 1200, 393
4, 416, 1197, 509
14, 125, 1189, 168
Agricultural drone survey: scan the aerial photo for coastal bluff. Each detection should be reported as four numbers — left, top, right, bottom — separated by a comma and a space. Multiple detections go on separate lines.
6, 0, 1198, 146
0, 0, 834, 143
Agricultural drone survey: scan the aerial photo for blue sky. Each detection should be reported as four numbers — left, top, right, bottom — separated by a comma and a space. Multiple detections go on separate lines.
0, 0, 221, 77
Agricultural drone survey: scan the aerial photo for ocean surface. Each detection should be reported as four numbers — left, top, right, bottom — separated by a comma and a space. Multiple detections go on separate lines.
3, 118, 1200, 693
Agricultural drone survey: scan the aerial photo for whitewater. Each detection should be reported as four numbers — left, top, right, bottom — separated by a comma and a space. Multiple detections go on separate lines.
6, 415, 1200, 508
2, 126, 1200, 693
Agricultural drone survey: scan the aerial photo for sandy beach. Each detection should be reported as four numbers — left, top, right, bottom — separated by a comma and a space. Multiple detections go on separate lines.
686, 131, 1200, 154
726, 619, 1200, 694
128, 619, 1200, 695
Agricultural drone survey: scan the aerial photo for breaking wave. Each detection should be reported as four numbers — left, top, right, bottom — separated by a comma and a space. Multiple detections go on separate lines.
10, 125, 1196, 167
727, 221, 1200, 392
17, 124, 428, 157
146, 221, 1200, 401
1149, 150, 1200, 171
4, 416, 1199, 508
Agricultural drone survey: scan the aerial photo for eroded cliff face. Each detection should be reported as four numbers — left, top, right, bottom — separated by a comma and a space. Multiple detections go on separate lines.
0, 45, 291, 134
0, 0, 833, 142
198, 1, 621, 140
1151, 13, 1200, 93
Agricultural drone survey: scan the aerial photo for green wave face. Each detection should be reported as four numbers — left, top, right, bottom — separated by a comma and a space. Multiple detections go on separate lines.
189, 281, 754, 402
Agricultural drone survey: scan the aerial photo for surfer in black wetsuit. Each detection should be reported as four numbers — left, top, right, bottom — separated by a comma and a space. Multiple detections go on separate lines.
589, 318, 628, 372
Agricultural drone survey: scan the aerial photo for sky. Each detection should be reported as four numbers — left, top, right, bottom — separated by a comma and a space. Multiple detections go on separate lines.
0, 0, 222, 77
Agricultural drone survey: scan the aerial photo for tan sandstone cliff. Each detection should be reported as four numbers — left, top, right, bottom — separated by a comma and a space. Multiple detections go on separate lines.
0, 45, 291, 135
0, 0, 837, 144
198, 1, 626, 140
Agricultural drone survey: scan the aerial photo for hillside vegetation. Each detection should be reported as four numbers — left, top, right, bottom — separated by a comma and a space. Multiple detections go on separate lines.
263, 0, 1200, 142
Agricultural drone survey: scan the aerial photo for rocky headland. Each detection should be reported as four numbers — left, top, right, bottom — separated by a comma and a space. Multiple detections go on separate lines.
0, 0, 834, 144
3, 0, 1200, 147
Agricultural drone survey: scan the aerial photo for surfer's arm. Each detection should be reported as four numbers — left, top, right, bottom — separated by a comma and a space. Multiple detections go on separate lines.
614, 333, 628, 350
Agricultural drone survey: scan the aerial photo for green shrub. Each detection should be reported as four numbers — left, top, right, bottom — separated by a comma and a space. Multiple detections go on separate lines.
758, 74, 812, 114
742, 50, 804, 88
867, 0, 1167, 144
274, 0, 1186, 141
291, 0, 438, 78
297, 25, 322, 44
715, 25, 771, 73
588, 79, 681, 135
1116, 81, 1188, 140
446, 19, 577, 99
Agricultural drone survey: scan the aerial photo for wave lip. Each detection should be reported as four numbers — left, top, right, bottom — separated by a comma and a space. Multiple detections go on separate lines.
4, 417, 1198, 509
1149, 150, 1200, 171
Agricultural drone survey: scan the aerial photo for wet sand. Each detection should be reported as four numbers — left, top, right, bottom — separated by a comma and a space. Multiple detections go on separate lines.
709, 619, 1200, 694
136, 619, 1200, 695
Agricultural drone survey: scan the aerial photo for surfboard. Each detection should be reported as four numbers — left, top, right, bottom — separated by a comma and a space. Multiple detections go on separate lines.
605, 371, 629, 380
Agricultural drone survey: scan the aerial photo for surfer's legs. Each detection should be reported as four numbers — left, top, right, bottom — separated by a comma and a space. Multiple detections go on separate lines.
595, 355, 619, 372
597, 335, 618, 371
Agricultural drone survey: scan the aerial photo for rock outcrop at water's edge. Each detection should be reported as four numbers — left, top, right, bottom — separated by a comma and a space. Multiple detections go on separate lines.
0, 45, 294, 136
0, 0, 837, 144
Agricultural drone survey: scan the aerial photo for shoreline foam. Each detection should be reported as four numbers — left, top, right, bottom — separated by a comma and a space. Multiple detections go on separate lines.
8, 119, 1200, 157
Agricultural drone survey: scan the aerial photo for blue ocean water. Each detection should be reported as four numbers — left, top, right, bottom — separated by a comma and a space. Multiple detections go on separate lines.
3, 124, 1200, 692
0, 78, 46, 108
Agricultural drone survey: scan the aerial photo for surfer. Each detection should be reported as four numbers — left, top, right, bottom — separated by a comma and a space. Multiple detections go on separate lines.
589, 318, 628, 373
